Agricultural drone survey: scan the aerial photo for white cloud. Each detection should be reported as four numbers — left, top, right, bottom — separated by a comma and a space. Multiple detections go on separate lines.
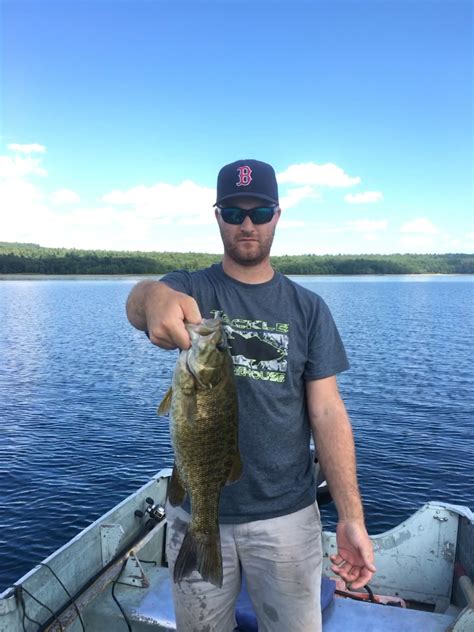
102, 180, 216, 224
279, 186, 320, 209
7, 143, 46, 154
277, 162, 361, 188
346, 219, 388, 232
443, 238, 462, 248
345, 191, 383, 204
1, 146, 468, 255
0, 155, 47, 178
400, 217, 439, 234
0, 178, 44, 208
0, 179, 51, 244
50, 189, 81, 205
0, 143, 219, 251
399, 235, 436, 250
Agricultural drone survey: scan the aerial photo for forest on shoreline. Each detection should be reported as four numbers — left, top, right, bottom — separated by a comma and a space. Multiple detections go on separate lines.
1, 242, 473, 275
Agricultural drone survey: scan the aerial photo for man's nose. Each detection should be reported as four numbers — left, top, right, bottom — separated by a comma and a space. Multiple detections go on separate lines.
240, 216, 255, 231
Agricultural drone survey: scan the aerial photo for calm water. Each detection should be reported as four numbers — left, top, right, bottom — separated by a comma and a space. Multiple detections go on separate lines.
0, 275, 473, 591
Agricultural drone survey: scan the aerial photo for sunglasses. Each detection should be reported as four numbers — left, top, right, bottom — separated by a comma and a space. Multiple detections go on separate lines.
216, 205, 278, 225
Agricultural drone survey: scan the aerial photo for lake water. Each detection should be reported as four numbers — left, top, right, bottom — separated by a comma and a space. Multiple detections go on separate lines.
0, 275, 473, 591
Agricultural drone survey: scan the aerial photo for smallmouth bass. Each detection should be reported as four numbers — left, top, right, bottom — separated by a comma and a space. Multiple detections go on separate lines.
158, 318, 242, 587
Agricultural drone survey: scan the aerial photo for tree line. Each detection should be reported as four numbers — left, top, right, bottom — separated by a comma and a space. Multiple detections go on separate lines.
0, 242, 473, 275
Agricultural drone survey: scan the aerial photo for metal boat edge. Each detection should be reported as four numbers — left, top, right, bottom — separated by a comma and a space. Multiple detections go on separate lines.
1, 468, 473, 631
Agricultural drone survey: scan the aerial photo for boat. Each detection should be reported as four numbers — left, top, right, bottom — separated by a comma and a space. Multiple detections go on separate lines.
1, 468, 473, 631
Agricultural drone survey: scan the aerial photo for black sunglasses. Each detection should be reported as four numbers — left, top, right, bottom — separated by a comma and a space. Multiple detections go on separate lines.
216, 205, 278, 225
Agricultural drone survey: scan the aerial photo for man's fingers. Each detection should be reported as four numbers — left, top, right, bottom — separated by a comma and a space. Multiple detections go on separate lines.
361, 552, 377, 573
330, 563, 351, 578
330, 565, 357, 581
148, 327, 178, 350
157, 340, 178, 350
166, 295, 201, 349
330, 549, 375, 588
348, 567, 375, 590
330, 563, 374, 590
347, 566, 361, 580
180, 295, 202, 325
172, 321, 193, 350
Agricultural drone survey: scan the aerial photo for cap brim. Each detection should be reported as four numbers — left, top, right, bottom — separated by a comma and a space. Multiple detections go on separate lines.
216, 193, 279, 206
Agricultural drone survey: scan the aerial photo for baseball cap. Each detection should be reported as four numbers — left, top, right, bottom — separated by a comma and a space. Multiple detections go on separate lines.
216, 159, 279, 206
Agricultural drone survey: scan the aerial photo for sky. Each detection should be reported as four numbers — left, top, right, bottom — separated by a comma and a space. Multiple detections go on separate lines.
0, 0, 472, 256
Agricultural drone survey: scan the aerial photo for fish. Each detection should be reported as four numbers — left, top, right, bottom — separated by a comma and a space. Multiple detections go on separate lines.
158, 317, 242, 587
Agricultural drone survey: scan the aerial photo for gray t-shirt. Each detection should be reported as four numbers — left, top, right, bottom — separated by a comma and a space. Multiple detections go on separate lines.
160, 263, 349, 523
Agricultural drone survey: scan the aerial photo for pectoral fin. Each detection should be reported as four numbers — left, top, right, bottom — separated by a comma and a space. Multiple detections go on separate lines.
226, 451, 243, 484
168, 464, 187, 506
157, 387, 173, 415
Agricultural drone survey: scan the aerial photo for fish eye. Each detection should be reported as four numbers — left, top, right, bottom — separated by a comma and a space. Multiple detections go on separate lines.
216, 341, 227, 352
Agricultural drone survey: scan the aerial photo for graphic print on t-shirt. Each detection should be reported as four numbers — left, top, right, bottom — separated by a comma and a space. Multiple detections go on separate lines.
210, 309, 289, 383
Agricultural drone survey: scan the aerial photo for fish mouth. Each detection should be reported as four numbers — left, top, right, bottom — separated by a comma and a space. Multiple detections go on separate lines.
185, 318, 221, 336
183, 318, 226, 388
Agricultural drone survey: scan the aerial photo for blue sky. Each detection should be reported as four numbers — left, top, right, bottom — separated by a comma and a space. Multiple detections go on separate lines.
1, 0, 472, 255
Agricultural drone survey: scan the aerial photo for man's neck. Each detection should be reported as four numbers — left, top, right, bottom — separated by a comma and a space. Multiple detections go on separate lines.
221, 255, 275, 284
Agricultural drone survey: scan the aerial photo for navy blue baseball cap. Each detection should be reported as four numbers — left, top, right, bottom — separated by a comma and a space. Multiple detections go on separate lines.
215, 159, 279, 206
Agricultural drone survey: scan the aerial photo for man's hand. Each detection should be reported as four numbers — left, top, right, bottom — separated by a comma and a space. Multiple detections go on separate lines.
126, 280, 202, 350
330, 519, 376, 589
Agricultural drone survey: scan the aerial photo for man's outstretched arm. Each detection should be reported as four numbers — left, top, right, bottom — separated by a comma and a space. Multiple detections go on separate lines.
306, 376, 376, 589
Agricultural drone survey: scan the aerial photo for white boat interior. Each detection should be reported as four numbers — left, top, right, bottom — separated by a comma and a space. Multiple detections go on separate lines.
1, 469, 473, 631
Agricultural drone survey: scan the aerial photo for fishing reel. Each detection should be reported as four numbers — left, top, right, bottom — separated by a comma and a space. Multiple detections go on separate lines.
134, 497, 166, 530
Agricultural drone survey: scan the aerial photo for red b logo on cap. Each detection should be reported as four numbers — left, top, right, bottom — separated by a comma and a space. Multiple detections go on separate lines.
236, 166, 252, 187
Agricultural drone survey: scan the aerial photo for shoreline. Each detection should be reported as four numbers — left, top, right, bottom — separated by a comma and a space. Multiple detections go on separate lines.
1, 272, 472, 281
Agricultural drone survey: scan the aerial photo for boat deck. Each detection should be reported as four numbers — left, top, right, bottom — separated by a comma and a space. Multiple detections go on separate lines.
79, 564, 457, 632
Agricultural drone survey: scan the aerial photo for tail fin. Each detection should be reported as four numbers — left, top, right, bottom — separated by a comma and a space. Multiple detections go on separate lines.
173, 527, 223, 588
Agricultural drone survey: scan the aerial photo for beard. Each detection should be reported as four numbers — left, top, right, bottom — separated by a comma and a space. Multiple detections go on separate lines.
218, 225, 276, 266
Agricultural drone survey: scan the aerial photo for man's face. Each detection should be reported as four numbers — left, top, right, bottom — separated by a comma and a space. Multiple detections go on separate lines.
215, 196, 281, 266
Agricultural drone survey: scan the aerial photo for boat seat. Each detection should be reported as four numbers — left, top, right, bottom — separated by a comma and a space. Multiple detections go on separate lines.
322, 596, 456, 632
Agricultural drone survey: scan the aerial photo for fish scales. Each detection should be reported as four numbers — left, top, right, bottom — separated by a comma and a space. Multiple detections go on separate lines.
171, 384, 237, 529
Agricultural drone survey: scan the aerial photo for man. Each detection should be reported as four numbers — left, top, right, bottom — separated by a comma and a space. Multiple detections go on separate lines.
126, 159, 375, 631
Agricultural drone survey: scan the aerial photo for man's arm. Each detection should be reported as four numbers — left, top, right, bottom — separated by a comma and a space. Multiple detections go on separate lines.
306, 376, 376, 589
126, 280, 201, 350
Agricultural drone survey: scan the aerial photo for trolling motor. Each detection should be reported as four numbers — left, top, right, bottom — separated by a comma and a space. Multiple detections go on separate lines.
134, 497, 166, 530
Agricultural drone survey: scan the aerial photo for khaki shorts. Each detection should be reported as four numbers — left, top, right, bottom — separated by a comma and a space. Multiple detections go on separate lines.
165, 501, 323, 632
